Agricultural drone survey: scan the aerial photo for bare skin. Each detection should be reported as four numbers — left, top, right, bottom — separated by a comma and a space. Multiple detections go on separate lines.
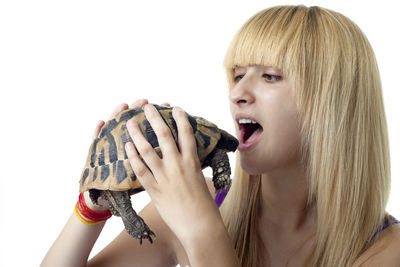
229, 64, 400, 266
41, 99, 239, 267
230, 65, 316, 266
124, 102, 239, 266
41, 89, 400, 266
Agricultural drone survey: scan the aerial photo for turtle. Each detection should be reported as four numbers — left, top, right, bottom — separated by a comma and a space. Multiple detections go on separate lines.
79, 104, 239, 244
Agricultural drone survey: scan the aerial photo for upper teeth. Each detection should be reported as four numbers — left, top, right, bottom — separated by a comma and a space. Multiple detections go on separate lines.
239, 118, 258, 124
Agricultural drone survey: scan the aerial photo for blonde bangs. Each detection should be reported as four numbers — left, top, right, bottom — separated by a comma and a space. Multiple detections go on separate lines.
221, 5, 391, 267
223, 6, 309, 89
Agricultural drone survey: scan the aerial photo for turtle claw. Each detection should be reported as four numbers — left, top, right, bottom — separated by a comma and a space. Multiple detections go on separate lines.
148, 230, 156, 243
137, 230, 156, 245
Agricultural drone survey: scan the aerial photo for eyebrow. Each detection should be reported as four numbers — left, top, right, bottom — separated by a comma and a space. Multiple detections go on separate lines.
233, 66, 246, 72
233, 65, 283, 74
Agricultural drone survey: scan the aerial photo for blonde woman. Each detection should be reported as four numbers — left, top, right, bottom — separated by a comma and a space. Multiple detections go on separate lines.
41, 5, 400, 267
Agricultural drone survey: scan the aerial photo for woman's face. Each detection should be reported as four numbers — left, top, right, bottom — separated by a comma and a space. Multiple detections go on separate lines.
229, 64, 301, 175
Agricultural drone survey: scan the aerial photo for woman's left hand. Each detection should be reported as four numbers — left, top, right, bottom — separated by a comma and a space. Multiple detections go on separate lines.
124, 104, 223, 245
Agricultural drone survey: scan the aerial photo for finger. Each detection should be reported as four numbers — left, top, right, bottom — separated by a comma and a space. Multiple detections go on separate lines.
126, 118, 163, 173
108, 103, 129, 120
92, 120, 105, 140
160, 102, 171, 107
172, 106, 198, 159
125, 142, 158, 194
142, 104, 179, 158
129, 99, 149, 109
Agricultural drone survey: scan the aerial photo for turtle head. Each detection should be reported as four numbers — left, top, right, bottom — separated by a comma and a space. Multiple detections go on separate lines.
216, 129, 239, 152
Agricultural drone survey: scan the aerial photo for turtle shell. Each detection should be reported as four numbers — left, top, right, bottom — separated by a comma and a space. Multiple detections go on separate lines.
79, 104, 223, 193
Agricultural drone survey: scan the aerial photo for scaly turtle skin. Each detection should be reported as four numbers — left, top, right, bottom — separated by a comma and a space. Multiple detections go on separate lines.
79, 104, 238, 244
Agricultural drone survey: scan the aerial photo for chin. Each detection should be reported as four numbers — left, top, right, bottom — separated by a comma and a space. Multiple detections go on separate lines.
240, 158, 266, 175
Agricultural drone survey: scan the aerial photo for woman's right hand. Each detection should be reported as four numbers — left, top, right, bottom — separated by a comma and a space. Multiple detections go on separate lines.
84, 99, 171, 211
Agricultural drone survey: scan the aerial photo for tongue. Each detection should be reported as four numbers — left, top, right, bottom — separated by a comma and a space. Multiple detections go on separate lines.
240, 124, 263, 144
245, 126, 262, 143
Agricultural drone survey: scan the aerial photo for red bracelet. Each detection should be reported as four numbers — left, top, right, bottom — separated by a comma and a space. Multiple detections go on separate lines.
75, 193, 112, 225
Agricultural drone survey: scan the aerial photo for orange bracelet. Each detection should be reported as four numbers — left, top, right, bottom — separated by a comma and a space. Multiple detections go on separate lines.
75, 193, 112, 225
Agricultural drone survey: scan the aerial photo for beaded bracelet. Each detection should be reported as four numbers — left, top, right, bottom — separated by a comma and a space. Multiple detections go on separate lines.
75, 193, 112, 225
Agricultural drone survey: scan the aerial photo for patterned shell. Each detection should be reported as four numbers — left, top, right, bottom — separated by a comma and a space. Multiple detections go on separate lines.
79, 105, 222, 193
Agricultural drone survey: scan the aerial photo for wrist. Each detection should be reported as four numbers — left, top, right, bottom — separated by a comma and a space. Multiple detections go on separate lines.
182, 219, 240, 267
75, 192, 112, 225
182, 216, 226, 248
83, 191, 109, 211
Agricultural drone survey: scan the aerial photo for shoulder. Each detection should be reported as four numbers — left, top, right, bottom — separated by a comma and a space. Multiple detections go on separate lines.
88, 200, 178, 267
89, 177, 218, 267
353, 224, 400, 267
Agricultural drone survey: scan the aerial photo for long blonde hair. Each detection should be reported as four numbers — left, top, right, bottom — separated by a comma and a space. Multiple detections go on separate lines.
221, 5, 391, 266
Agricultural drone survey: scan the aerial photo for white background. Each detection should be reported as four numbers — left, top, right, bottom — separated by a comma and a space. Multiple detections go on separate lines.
0, 0, 399, 266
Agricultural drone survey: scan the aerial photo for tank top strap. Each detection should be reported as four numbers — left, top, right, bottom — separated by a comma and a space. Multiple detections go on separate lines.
369, 214, 400, 241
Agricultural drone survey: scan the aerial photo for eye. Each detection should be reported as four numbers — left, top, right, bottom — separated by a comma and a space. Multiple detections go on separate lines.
234, 74, 245, 83
263, 73, 281, 82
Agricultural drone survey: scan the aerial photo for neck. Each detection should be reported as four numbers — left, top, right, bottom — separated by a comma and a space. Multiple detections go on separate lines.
258, 159, 316, 232
256, 159, 317, 266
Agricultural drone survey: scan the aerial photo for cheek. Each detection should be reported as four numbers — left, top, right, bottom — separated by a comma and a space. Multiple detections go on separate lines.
238, 112, 301, 175
271, 115, 300, 155
251, 95, 301, 171
266, 101, 301, 162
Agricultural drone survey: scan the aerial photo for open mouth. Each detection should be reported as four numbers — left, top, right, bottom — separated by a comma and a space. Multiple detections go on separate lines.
239, 122, 263, 144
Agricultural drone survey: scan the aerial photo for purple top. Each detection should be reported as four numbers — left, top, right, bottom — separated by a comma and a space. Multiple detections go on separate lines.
370, 215, 400, 241
214, 183, 231, 207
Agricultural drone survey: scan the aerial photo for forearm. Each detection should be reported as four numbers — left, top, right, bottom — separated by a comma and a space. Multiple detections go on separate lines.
182, 218, 240, 267
40, 211, 105, 267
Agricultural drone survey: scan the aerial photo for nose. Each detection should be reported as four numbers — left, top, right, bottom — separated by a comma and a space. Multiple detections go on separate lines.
229, 75, 256, 105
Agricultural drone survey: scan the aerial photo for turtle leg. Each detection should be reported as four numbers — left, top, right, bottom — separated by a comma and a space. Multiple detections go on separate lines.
204, 148, 232, 191
101, 190, 155, 244
88, 189, 121, 216
88, 189, 116, 211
